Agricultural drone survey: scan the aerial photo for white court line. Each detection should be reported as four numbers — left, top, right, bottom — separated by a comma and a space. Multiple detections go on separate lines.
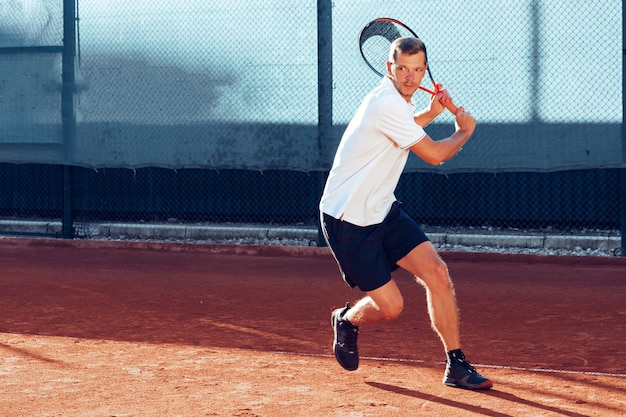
275, 351, 626, 379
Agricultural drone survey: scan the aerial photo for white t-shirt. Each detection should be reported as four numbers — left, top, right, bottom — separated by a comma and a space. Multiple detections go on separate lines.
320, 77, 426, 226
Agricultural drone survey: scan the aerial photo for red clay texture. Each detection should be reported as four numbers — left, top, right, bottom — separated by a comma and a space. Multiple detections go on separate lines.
0, 238, 625, 416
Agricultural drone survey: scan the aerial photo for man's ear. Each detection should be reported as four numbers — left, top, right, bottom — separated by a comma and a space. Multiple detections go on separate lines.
386, 61, 393, 76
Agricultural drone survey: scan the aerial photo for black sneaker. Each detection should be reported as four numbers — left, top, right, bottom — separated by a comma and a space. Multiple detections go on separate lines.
331, 303, 359, 371
443, 350, 493, 390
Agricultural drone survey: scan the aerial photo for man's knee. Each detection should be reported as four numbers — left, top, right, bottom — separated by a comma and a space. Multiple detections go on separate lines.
433, 260, 451, 282
367, 280, 405, 321
420, 260, 454, 293
379, 295, 404, 320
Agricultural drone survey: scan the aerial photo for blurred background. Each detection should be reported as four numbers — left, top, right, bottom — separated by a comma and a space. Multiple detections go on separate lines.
0, 0, 622, 252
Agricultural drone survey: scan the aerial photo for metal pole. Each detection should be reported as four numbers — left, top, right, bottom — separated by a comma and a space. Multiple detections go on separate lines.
62, 0, 77, 239
621, 0, 626, 256
530, 0, 540, 123
317, 0, 332, 247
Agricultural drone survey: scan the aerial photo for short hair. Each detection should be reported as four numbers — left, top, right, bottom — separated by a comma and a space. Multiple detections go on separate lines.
388, 37, 428, 64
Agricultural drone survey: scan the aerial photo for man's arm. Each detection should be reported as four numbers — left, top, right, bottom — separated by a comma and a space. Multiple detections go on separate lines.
410, 108, 476, 166
414, 106, 442, 127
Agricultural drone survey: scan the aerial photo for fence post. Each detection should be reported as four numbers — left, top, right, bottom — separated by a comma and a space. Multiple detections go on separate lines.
61, 0, 77, 239
620, 0, 626, 255
316, 0, 332, 247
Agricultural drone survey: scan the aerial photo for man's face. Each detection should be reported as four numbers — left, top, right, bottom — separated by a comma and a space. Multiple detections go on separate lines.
387, 50, 427, 102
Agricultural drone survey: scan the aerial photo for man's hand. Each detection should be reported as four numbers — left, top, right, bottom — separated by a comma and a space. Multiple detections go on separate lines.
430, 83, 458, 114
428, 83, 450, 115
454, 106, 476, 136
428, 92, 446, 116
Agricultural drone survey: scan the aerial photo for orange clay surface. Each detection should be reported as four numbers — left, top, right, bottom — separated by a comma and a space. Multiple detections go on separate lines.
0, 237, 625, 416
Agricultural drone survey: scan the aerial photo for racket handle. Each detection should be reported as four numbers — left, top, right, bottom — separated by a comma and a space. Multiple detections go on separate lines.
444, 101, 458, 115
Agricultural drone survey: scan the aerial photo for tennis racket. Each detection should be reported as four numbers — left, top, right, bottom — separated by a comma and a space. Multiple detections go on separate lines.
358, 17, 458, 114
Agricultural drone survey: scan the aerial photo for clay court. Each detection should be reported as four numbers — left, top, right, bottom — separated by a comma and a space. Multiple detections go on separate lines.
1, 237, 625, 416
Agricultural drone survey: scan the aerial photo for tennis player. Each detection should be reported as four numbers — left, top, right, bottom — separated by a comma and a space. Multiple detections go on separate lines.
320, 36, 492, 390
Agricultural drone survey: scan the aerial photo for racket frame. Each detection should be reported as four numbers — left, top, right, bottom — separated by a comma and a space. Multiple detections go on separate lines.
358, 17, 458, 113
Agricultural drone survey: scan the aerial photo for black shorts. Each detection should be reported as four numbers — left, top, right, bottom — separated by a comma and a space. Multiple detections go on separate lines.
321, 202, 429, 292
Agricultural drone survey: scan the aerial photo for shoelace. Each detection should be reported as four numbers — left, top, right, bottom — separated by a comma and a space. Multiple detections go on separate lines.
450, 352, 477, 374
339, 322, 358, 352
458, 360, 477, 374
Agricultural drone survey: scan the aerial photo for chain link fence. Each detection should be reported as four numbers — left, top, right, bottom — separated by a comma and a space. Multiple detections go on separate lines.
0, 0, 623, 251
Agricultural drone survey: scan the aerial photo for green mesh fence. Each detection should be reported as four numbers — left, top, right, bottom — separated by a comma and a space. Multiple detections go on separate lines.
0, 0, 622, 248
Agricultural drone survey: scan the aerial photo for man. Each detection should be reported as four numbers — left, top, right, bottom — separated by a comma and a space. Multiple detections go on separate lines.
319, 36, 492, 390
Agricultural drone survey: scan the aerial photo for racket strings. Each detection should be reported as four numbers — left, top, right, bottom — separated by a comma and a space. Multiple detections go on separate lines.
360, 21, 403, 46
359, 20, 419, 78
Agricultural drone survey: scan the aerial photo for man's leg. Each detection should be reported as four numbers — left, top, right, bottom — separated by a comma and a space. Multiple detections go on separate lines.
396, 241, 459, 351
396, 241, 492, 390
344, 279, 404, 325
331, 280, 403, 371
